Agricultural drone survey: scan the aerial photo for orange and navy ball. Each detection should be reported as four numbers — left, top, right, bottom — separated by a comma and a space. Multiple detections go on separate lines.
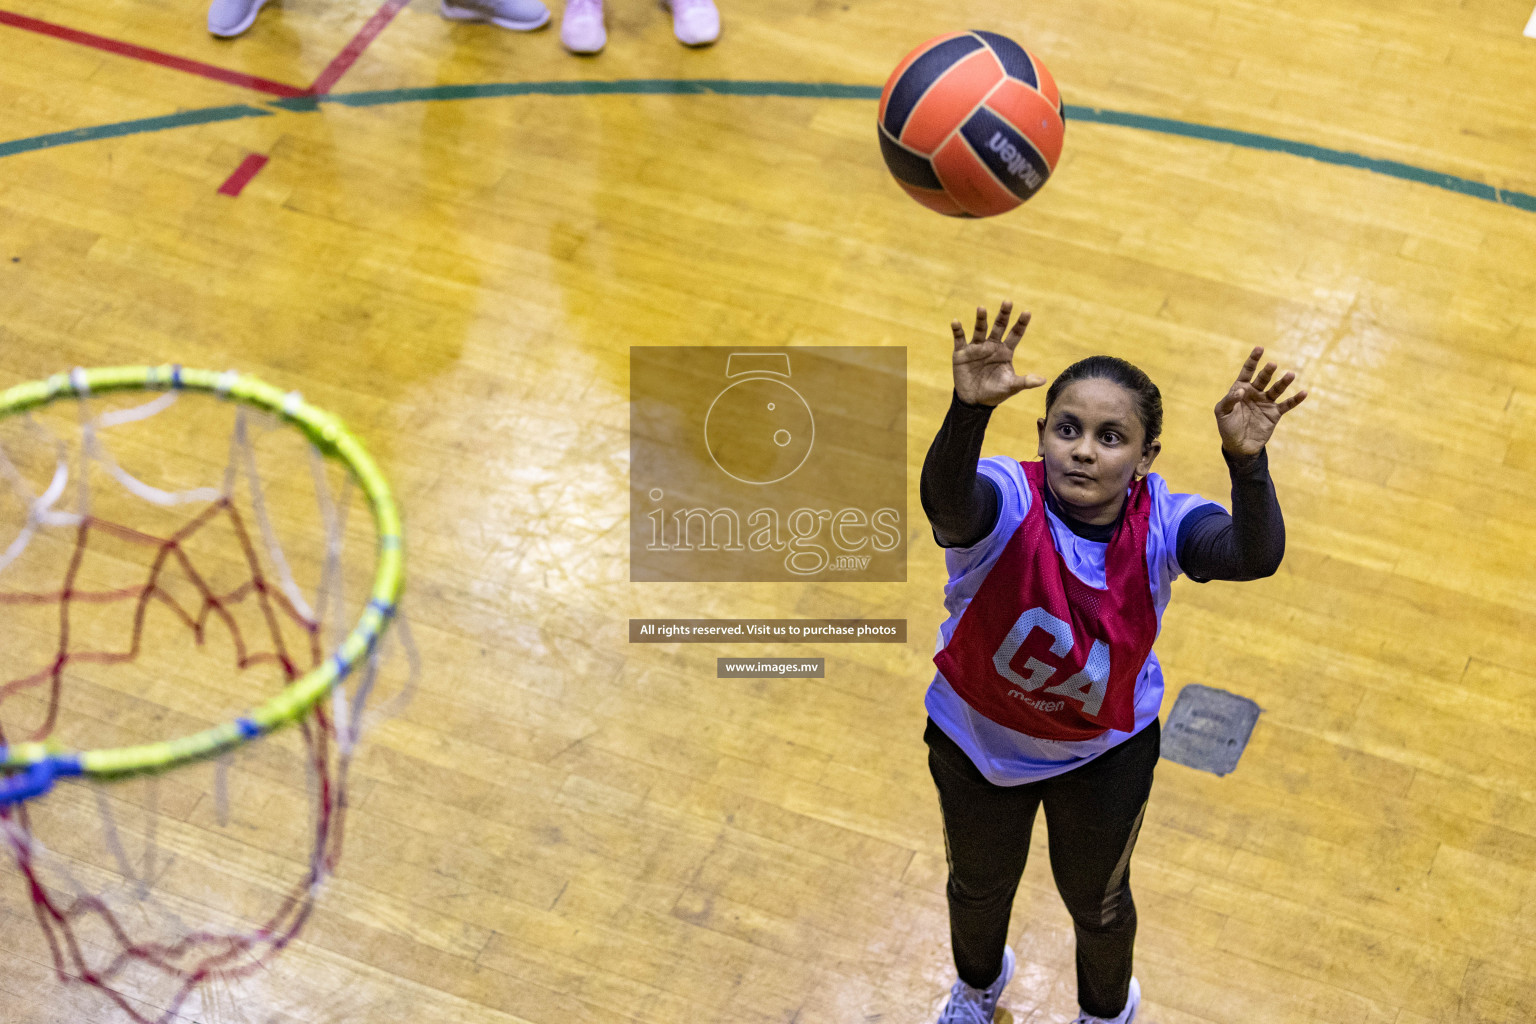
878, 31, 1065, 218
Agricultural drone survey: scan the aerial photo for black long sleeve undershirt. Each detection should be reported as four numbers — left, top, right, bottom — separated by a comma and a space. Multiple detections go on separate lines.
1178, 448, 1284, 581
920, 392, 999, 550
919, 391, 1285, 582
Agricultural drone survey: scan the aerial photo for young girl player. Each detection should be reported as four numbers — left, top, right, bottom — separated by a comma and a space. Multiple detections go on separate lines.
921, 301, 1306, 1024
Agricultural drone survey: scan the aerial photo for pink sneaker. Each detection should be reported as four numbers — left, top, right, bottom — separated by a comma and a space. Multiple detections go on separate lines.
560, 0, 606, 53
664, 0, 718, 46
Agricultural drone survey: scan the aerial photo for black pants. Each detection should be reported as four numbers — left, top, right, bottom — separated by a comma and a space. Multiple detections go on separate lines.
926, 717, 1160, 1019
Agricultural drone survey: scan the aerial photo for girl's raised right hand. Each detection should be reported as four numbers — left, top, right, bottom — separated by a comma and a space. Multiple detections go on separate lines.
951, 300, 1047, 407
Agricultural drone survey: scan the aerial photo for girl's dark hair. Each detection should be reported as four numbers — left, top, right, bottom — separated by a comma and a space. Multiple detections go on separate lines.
1044, 356, 1163, 446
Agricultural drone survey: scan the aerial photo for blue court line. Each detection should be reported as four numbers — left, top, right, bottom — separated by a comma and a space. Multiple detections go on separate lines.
1, 81, 1532, 215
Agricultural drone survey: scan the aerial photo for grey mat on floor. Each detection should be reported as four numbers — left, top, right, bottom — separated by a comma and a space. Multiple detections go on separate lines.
1160, 684, 1262, 776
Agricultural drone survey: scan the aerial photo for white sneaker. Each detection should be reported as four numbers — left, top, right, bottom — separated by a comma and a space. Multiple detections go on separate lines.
663, 0, 718, 46
440, 0, 550, 31
559, 0, 605, 53
207, 0, 268, 38
1071, 976, 1141, 1024
935, 946, 1015, 1024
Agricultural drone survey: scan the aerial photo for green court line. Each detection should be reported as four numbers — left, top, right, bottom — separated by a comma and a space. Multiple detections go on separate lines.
1, 81, 1532, 215
1066, 104, 1536, 214
0, 104, 271, 158
269, 79, 880, 110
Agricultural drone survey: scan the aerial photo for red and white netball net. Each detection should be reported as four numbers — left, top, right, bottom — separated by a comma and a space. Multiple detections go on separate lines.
0, 375, 415, 1023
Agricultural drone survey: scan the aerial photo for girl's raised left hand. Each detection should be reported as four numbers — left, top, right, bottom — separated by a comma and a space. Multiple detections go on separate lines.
1215, 347, 1308, 456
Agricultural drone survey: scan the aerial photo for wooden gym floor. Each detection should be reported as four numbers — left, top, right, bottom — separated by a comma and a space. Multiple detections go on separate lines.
2, 0, 1535, 1020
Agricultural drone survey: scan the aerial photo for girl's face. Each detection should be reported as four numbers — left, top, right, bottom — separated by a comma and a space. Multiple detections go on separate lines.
1036, 378, 1161, 525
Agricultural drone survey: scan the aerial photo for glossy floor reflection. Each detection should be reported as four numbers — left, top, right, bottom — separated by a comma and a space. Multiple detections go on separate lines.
2, 0, 1535, 1020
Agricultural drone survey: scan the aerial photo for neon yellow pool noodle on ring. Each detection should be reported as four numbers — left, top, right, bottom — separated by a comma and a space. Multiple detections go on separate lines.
0, 365, 404, 781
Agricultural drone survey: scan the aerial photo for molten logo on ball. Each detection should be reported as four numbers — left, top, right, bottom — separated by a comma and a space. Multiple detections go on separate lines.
986, 131, 1044, 190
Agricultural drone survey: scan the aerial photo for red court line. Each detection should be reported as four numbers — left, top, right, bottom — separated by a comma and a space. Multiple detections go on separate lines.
308, 0, 410, 95
211, 0, 407, 194
218, 153, 269, 195
0, 9, 307, 98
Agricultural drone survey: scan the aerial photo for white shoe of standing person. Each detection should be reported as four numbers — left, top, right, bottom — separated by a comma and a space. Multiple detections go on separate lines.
664, 0, 719, 46
208, 0, 269, 38
934, 946, 1015, 1024
440, 0, 551, 31
1071, 976, 1141, 1024
560, 0, 606, 53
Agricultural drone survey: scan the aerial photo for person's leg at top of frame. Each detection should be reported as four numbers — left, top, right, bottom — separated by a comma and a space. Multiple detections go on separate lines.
440, 0, 552, 33
560, 0, 720, 55
208, 0, 551, 38
206, 0, 271, 39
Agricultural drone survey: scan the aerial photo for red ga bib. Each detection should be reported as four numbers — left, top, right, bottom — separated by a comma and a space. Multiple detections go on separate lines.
933, 460, 1158, 740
